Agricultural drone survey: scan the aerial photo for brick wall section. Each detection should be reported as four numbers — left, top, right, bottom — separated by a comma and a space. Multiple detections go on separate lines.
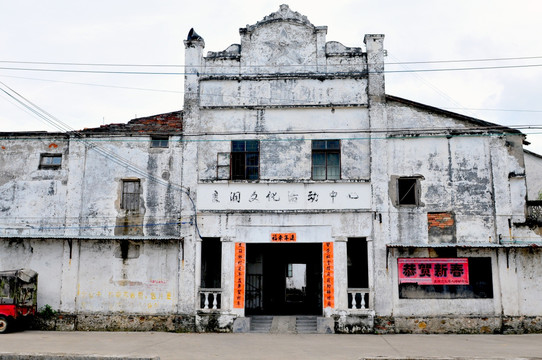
79, 111, 183, 134
427, 212, 454, 229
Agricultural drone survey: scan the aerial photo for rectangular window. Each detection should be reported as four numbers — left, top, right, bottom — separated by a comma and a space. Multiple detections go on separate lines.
39, 154, 62, 169
150, 136, 169, 148
312, 140, 340, 180
121, 180, 140, 212
397, 177, 418, 205
231, 140, 259, 180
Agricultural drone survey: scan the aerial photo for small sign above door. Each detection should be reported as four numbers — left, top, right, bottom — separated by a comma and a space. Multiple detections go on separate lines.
271, 233, 297, 242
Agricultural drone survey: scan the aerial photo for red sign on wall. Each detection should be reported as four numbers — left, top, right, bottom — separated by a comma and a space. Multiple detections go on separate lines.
398, 258, 469, 285
323, 242, 334, 308
271, 233, 296, 242
233, 243, 246, 308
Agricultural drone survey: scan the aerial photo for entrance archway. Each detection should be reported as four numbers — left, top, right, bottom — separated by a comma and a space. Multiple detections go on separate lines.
245, 243, 322, 315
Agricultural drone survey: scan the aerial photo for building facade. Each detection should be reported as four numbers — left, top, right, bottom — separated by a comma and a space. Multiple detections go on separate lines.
1, 5, 542, 333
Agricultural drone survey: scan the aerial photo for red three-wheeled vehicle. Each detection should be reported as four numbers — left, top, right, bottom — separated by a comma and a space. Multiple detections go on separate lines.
0, 269, 38, 333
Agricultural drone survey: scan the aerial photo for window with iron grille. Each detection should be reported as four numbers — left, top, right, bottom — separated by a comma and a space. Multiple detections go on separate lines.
121, 180, 141, 212
231, 140, 259, 180
39, 154, 62, 169
312, 140, 340, 180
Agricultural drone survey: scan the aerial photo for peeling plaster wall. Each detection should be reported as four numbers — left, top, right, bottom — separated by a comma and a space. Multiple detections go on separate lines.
197, 213, 373, 239
76, 136, 182, 237
525, 151, 542, 199
197, 107, 370, 182
0, 239, 181, 316
197, 107, 369, 134
513, 249, 542, 315
75, 240, 180, 314
0, 137, 70, 236
1, 136, 182, 238
0, 134, 184, 316
375, 101, 533, 319
385, 135, 495, 244
384, 102, 527, 244
0, 239, 63, 310
199, 78, 368, 107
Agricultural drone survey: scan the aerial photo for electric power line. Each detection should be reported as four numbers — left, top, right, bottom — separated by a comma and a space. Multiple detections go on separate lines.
1, 62, 542, 76
3, 73, 542, 116
1, 54, 542, 68
0, 74, 182, 94
1, 81, 541, 235
0, 81, 203, 238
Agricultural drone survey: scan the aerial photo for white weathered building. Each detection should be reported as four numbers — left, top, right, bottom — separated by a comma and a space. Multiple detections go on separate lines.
1, 5, 542, 333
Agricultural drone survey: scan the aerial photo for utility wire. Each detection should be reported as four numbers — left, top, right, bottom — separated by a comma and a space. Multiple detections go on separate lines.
1, 80, 539, 141
1, 81, 74, 132
3, 72, 542, 115
0, 74, 183, 94
1, 81, 540, 235
4, 74, 542, 117
3, 123, 542, 140
443, 107, 542, 113
2, 128, 540, 140
0, 221, 184, 231
1, 54, 542, 67
385, 55, 542, 65
1, 63, 542, 75
387, 53, 478, 119
0, 81, 203, 238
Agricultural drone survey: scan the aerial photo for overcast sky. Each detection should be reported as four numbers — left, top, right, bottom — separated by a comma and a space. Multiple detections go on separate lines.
1, 1, 542, 153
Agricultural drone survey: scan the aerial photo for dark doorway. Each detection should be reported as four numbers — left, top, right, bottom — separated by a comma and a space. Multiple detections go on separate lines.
245, 243, 322, 316
347, 237, 369, 309
201, 237, 222, 288
200, 237, 222, 309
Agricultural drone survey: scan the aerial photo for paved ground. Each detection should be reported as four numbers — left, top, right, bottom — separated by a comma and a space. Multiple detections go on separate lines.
0, 331, 542, 359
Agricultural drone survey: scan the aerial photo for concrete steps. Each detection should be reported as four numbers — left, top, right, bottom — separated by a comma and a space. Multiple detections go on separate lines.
250, 316, 273, 333
295, 316, 318, 333
249, 316, 324, 333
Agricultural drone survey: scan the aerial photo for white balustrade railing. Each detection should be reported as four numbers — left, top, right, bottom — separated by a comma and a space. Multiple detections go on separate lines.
347, 288, 370, 309
199, 288, 222, 310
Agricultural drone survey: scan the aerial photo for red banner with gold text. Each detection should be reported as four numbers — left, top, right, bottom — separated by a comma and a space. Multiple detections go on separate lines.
233, 243, 246, 308
323, 242, 334, 308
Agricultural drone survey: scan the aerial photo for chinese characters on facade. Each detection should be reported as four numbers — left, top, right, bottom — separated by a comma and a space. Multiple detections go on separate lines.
198, 183, 371, 211
210, 188, 361, 207
271, 233, 297, 242
233, 243, 246, 308
323, 242, 335, 308
398, 258, 469, 285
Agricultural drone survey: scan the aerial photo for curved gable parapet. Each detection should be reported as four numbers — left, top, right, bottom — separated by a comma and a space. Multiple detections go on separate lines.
200, 5, 371, 77
207, 44, 241, 59
240, 4, 319, 34
325, 41, 364, 57
234, 5, 328, 72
